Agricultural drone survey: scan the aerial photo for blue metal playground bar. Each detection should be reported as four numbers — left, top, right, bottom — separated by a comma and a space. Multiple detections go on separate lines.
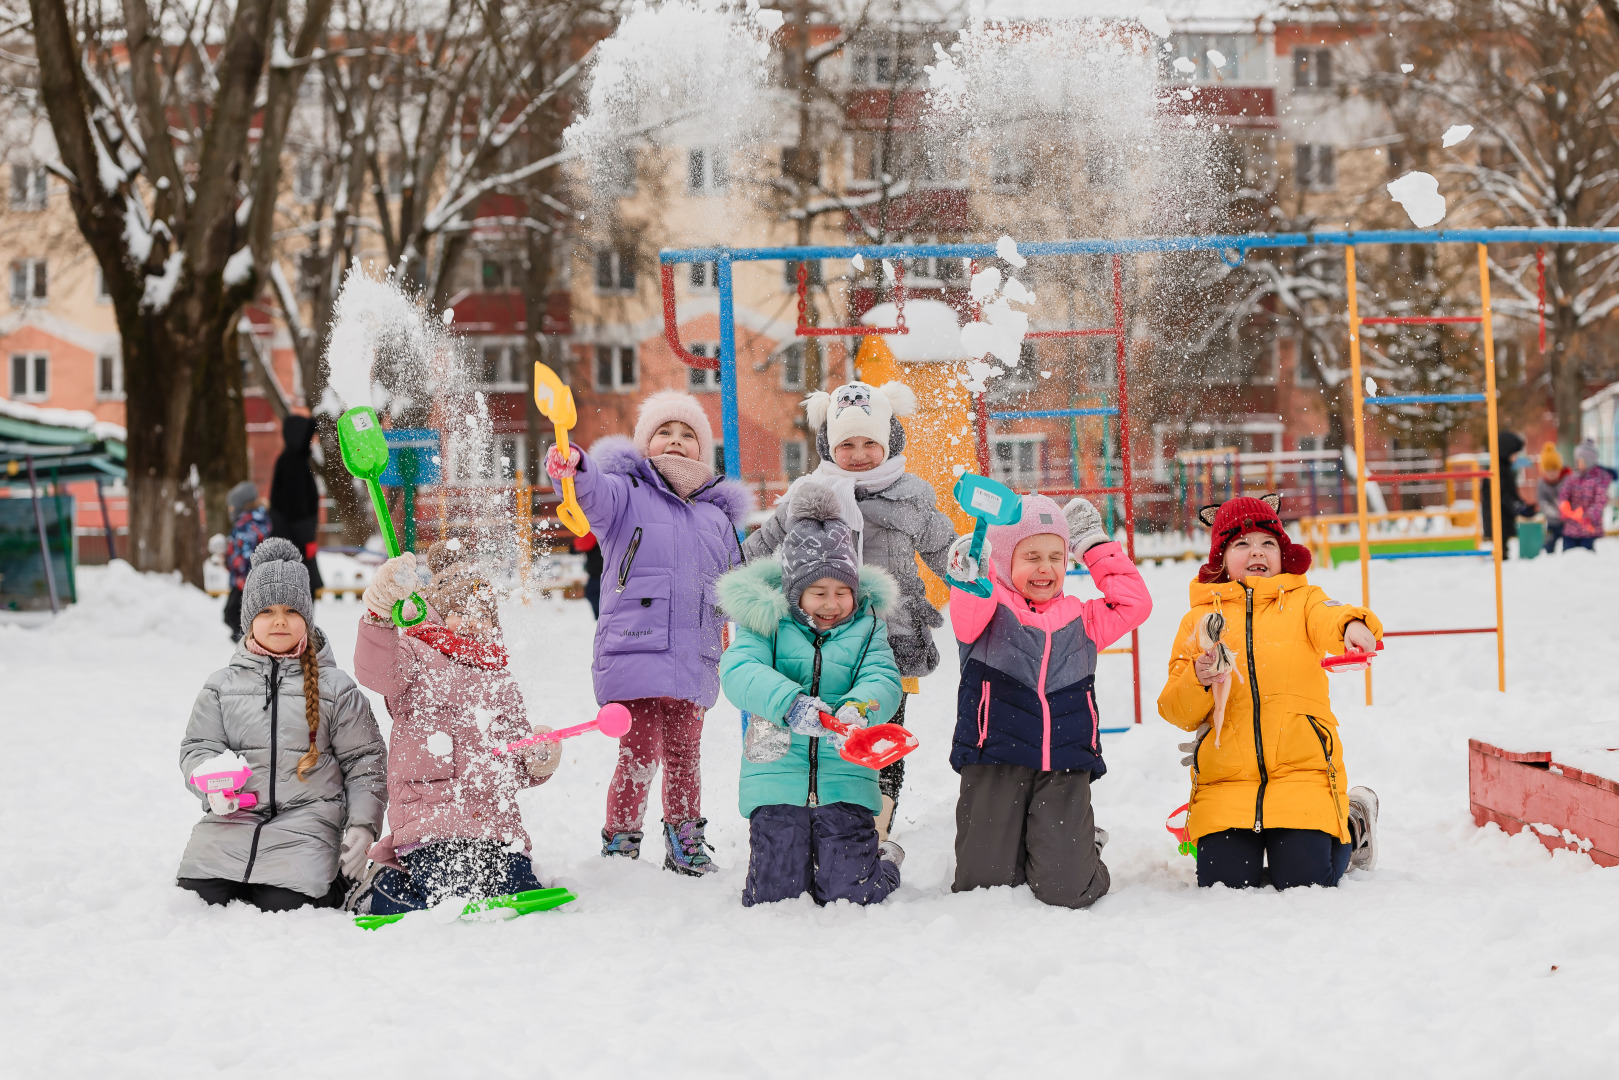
1370, 393, 1488, 406
660, 227, 1619, 478
990, 407, 1119, 421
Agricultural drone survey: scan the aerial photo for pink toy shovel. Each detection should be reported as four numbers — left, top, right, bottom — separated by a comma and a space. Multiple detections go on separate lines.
495, 703, 634, 756
190, 763, 258, 810
1321, 640, 1384, 673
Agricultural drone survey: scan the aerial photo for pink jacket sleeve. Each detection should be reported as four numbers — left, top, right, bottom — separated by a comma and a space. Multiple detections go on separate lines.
1077, 541, 1152, 649
949, 584, 1000, 644
353, 614, 412, 698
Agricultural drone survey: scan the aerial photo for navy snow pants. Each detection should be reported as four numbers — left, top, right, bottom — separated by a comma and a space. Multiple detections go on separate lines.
367, 839, 545, 915
743, 802, 899, 907
1196, 828, 1351, 890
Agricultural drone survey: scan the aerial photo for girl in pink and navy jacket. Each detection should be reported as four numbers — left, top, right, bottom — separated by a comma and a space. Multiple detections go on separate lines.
944, 494, 1151, 909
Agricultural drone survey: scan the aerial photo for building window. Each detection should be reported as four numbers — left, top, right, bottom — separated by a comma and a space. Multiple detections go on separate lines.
850, 48, 916, 86
476, 343, 523, 389
1084, 145, 1124, 189
712, 441, 727, 475
10, 258, 46, 304
599, 146, 637, 197
594, 345, 638, 392
9, 352, 48, 400
1295, 144, 1336, 191
294, 157, 323, 202
689, 261, 717, 290
1163, 34, 1246, 82
901, 238, 966, 285
9, 163, 46, 210
686, 345, 722, 392
97, 352, 123, 399
784, 259, 824, 289
1296, 337, 1321, 387
95, 267, 111, 304
687, 147, 728, 193
780, 343, 805, 390
784, 440, 807, 479
990, 145, 1032, 191
990, 434, 1044, 488
481, 258, 508, 289
594, 248, 636, 294
1293, 48, 1333, 91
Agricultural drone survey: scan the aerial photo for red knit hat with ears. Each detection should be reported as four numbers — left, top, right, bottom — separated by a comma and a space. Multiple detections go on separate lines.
1196, 494, 1312, 583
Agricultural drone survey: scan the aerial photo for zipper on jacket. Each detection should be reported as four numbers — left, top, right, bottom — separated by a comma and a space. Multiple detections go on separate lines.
807, 634, 824, 807
1306, 714, 1346, 837
1245, 586, 1267, 833
242, 658, 281, 883
615, 527, 643, 592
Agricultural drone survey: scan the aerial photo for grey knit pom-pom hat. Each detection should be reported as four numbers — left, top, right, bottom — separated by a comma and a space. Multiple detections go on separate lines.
780, 480, 861, 612
241, 536, 314, 636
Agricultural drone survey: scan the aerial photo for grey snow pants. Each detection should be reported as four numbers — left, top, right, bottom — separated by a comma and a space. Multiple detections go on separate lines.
952, 763, 1109, 909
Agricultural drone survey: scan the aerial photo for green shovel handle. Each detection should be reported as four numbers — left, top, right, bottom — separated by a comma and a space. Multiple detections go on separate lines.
360, 475, 426, 628
393, 596, 427, 628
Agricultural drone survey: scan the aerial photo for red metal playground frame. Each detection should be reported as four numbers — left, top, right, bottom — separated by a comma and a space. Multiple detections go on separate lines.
657, 228, 1619, 730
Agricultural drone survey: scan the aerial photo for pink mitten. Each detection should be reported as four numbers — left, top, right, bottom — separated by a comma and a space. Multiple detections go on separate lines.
546, 444, 581, 480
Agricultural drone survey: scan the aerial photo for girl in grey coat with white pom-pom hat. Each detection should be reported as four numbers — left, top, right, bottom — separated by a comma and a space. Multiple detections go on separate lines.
175, 538, 387, 912
742, 381, 958, 840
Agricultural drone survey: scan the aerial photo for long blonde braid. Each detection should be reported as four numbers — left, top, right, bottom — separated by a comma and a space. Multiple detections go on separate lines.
296, 635, 322, 780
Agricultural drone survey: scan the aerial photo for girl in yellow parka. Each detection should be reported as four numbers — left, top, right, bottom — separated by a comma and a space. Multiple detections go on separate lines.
1159, 495, 1382, 890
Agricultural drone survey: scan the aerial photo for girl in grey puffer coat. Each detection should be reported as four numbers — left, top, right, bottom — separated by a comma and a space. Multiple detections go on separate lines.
741, 382, 956, 839
177, 539, 387, 911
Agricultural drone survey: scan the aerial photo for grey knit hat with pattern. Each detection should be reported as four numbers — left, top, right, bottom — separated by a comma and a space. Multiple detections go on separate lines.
241, 536, 314, 636
780, 480, 861, 613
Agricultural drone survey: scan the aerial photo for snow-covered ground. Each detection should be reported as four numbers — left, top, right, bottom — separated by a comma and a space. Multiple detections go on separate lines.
4, 549, 1618, 1077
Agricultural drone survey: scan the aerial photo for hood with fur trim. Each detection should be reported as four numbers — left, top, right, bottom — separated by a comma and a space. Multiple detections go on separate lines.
717, 557, 897, 638
588, 435, 752, 527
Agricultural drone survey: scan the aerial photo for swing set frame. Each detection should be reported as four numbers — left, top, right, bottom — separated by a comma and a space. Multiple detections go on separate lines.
658, 227, 1619, 720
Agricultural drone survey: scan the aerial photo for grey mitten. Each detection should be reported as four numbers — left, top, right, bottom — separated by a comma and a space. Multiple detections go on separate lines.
784, 694, 833, 738
744, 712, 792, 763
1179, 722, 1211, 768
1063, 498, 1109, 555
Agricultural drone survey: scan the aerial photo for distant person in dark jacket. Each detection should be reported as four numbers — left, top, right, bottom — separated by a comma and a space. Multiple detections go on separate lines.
573, 531, 603, 618
270, 415, 324, 598
1480, 429, 1528, 554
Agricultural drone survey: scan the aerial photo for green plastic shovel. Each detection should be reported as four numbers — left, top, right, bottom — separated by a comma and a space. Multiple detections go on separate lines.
951, 473, 1023, 598
355, 886, 577, 930
337, 405, 426, 628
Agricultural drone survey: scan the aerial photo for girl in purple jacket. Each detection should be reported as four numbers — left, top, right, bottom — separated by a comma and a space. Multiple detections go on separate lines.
547, 390, 751, 874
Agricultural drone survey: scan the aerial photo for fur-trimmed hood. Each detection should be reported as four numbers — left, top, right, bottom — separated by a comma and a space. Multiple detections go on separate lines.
717, 557, 897, 637
588, 434, 753, 527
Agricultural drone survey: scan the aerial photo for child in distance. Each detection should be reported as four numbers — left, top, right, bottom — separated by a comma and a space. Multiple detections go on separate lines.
719, 481, 905, 906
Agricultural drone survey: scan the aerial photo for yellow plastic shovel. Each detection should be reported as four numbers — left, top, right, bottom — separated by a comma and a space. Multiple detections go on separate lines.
534, 362, 590, 537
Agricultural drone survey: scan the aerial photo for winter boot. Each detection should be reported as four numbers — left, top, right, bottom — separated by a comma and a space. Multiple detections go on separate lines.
877, 840, 905, 869
1094, 827, 1110, 857
662, 818, 717, 876
1347, 787, 1379, 871
601, 829, 643, 860
343, 862, 385, 915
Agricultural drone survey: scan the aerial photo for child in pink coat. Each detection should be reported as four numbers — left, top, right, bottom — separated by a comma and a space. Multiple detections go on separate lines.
348, 540, 561, 915
944, 495, 1151, 908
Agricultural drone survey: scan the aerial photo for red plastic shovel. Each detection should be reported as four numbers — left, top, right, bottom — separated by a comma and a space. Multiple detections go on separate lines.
495, 703, 633, 755
1321, 640, 1384, 672
817, 710, 919, 770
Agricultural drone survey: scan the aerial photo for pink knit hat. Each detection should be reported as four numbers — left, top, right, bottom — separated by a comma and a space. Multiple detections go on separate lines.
987, 493, 1070, 584
633, 389, 714, 465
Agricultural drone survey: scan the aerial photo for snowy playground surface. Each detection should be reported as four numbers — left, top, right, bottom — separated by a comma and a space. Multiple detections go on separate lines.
4, 551, 1618, 1077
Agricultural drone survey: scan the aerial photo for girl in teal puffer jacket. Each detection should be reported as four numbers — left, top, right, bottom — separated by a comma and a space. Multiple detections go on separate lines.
718, 482, 904, 906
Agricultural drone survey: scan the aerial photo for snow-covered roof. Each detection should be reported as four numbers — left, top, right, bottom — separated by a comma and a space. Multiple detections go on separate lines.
0, 397, 127, 443
861, 299, 966, 362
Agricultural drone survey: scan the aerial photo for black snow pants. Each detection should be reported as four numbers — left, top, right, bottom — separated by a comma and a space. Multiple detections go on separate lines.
1196, 828, 1351, 890
952, 763, 1109, 909
743, 802, 899, 907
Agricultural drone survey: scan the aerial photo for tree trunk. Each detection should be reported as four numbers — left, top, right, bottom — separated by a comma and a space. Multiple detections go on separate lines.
1550, 245, 1584, 455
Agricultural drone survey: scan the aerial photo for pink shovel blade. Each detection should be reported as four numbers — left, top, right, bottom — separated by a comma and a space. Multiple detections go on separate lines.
1321, 640, 1385, 672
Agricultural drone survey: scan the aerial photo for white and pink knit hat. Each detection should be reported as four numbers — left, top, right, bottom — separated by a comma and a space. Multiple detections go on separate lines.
633, 389, 714, 465
986, 493, 1070, 584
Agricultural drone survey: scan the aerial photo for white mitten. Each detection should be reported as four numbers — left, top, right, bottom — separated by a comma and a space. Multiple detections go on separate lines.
520, 728, 561, 779
364, 552, 420, 621
340, 826, 374, 879
946, 534, 991, 583
207, 792, 240, 815
1063, 497, 1109, 555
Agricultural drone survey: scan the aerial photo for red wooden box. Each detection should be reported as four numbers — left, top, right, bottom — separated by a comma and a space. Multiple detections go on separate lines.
1469, 739, 1619, 867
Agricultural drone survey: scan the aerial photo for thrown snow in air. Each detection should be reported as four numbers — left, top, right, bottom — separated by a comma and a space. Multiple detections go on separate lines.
1443, 125, 1475, 148
1387, 171, 1447, 228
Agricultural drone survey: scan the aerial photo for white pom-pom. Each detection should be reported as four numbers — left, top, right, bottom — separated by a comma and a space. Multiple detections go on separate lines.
803, 391, 832, 431
879, 381, 918, 417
